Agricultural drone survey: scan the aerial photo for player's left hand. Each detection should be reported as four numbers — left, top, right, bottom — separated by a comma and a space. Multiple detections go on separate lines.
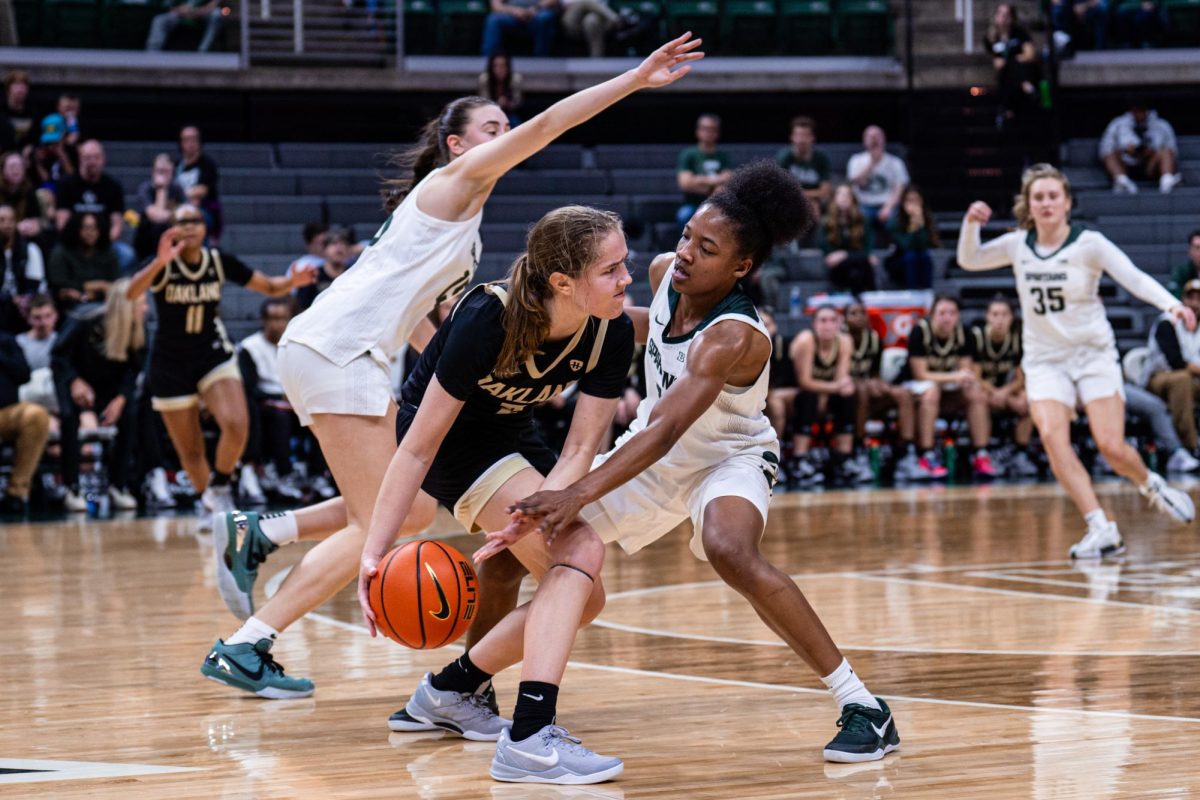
634, 32, 704, 89
506, 486, 586, 543
1170, 304, 1197, 333
357, 554, 382, 637
291, 263, 319, 288
99, 395, 126, 427
473, 511, 538, 563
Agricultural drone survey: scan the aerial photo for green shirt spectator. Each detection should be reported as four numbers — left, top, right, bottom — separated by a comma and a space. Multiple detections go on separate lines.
1168, 230, 1200, 298
675, 113, 733, 231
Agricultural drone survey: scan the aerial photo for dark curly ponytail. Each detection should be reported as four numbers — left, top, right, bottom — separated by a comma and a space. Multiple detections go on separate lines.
703, 160, 815, 268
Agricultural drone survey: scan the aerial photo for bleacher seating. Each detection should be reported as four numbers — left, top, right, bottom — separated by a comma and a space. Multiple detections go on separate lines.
105, 135, 1198, 351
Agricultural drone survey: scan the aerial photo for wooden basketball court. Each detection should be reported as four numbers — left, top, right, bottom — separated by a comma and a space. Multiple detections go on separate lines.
2, 480, 1199, 798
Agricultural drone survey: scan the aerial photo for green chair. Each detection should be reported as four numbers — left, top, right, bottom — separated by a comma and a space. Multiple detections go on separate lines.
837, 0, 891, 54
720, 0, 777, 53
1164, 0, 1200, 45
102, 0, 167, 50
664, 0, 721, 52
779, 0, 834, 54
437, 0, 488, 54
402, 0, 438, 54
44, 0, 103, 48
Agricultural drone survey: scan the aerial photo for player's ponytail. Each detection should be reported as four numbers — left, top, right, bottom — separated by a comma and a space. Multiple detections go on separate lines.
494, 205, 624, 378
704, 160, 815, 270
380, 96, 498, 213
104, 278, 146, 361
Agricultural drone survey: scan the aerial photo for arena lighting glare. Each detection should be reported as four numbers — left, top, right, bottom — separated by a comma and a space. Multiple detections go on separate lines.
970, 86, 986, 97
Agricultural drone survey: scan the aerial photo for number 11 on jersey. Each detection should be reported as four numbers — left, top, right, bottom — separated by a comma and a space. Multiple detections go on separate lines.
186, 304, 205, 334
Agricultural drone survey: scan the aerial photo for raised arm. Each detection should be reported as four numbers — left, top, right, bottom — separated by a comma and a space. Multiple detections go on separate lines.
426, 34, 704, 217
357, 376, 464, 635
127, 228, 183, 299
956, 202, 1018, 272
245, 264, 317, 298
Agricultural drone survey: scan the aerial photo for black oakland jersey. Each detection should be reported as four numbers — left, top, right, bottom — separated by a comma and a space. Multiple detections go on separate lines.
972, 324, 1022, 387
850, 328, 881, 380
150, 248, 254, 358
402, 283, 634, 429
908, 319, 975, 374
810, 336, 840, 382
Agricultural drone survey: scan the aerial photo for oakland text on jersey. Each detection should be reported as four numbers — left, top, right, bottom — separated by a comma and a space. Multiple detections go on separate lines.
476, 373, 577, 415
165, 281, 222, 304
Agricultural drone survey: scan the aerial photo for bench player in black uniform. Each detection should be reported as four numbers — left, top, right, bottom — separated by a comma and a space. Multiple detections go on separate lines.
354, 205, 634, 782
971, 296, 1038, 476
127, 206, 316, 521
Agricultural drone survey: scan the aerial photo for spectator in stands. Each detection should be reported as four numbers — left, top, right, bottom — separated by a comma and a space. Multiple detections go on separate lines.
846, 125, 908, 226
0, 152, 45, 239
884, 184, 940, 289
1050, 0, 1108, 54
482, 0, 560, 58
561, 0, 620, 57
1169, 230, 1200, 297
134, 153, 186, 260
52, 278, 145, 512
1143, 278, 1200, 462
1125, 382, 1200, 472
146, 0, 226, 52
47, 212, 118, 312
1099, 102, 1181, 195
970, 297, 1038, 476
1114, 0, 1164, 48
820, 184, 878, 295
44, 94, 81, 150
0, 328, 50, 515
907, 295, 995, 478
776, 115, 832, 238
16, 294, 59, 423
295, 226, 352, 310
788, 305, 871, 486
55, 139, 134, 270
760, 307, 799, 445
4, 70, 37, 153
984, 4, 1041, 128
33, 113, 76, 190
478, 52, 525, 127
238, 297, 307, 505
176, 125, 222, 241
0, 203, 44, 332
676, 113, 733, 230
844, 299, 921, 478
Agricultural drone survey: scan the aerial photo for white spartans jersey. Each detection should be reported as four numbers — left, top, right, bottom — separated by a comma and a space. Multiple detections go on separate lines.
282, 168, 482, 367
957, 221, 1178, 363
619, 271, 779, 472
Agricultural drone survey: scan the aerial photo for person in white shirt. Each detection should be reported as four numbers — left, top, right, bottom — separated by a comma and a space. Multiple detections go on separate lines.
203, 35, 704, 700
1099, 104, 1182, 195
846, 125, 909, 224
957, 163, 1195, 559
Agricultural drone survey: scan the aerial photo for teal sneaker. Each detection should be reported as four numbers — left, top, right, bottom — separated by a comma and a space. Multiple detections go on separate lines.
200, 638, 314, 699
823, 698, 900, 763
214, 511, 278, 620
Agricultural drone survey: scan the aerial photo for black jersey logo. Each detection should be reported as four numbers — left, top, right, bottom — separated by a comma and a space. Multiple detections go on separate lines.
569, 359, 583, 372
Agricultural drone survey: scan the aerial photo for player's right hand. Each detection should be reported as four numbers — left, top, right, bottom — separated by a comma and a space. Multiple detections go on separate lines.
156, 227, 184, 264
965, 201, 992, 224
357, 556, 381, 637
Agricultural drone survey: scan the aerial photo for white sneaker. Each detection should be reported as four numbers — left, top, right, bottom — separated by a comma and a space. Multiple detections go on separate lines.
1113, 174, 1138, 195
1139, 472, 1196, 523
1166, 447, 1200, 473
108, 486, 138, 510
239, 465, 267, 506
1068, 520, 1125, 559
308, 473, 337, 500
63, 489, 87, 513
1159, 173, 1183, 194
199, 485, 236, 532
145, 467, 176, 508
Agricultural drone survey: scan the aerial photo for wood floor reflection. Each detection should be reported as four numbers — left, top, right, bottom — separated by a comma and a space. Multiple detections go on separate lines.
2, 480, 1199, 798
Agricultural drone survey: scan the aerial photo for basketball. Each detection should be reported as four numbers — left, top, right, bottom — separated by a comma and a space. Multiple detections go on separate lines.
368, 540, 479, 649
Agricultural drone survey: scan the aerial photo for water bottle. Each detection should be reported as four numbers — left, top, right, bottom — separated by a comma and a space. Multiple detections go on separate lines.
1147, 443, 1159, 475
944, 438, 957, 484
868, 439, 881, 481
1038, 79, 1052, 109
789, 286, 802, 319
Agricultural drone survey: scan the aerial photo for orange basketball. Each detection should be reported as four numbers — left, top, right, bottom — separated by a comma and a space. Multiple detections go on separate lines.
369, 540, 479, 649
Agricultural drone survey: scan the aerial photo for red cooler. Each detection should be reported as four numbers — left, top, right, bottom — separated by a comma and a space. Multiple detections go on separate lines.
860, 290, 933, 347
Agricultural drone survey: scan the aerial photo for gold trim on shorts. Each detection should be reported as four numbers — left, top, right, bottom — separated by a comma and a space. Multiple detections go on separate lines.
453, 453, 534, 534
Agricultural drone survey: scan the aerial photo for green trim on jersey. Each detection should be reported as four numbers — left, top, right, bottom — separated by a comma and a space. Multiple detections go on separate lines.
1024, 224, 1085, 261
661, 283, 761, 344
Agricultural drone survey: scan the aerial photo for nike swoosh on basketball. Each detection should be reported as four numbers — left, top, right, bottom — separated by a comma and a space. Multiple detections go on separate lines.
509, 744, 559, 768
425, 563, 451, 621
521, 693, 544, 702
870, 715, 892, 739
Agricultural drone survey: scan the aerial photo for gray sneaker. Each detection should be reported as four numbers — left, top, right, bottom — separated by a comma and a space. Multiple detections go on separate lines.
1139, 472, 1196, 523
390, 680, 499, 733
491, 725, 624, 785
404, 672, 511, 741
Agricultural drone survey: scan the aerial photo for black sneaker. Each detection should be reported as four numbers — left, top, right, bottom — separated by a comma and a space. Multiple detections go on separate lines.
388, 680, 500, 732
0, 492, 27, 516
823, 697, 900, 763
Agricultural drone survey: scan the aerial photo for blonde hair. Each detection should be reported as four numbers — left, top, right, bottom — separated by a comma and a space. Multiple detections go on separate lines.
493, 205, 623, 378
104, 278, 145, 361
1013, 163, 1072, 230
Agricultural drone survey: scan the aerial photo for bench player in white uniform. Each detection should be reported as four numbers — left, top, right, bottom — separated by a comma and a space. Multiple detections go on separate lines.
203, 35, 703, 701
957, 163, 1196, 558
478, 163, 901, 774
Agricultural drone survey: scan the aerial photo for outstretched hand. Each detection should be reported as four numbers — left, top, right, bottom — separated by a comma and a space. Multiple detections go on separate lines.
156, 227, 184, 263
634, 32, 705, 88
472, 511, 540, 563
505, 486, 587, 544
1170, 303, 1197, 333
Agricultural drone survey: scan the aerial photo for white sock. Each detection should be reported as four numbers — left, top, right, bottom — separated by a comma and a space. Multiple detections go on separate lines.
1139, 472, 1162, 493
259, 511, 299, 546
226, 616, 279, 646
1084, 509, 1108, 529
821, 658, 880, 711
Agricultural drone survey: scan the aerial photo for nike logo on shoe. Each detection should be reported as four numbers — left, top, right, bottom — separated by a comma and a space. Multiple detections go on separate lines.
218, 653, 265, 682
508, 744, 559, 767
870, 715, 892, 739
521, 693, 544, 701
